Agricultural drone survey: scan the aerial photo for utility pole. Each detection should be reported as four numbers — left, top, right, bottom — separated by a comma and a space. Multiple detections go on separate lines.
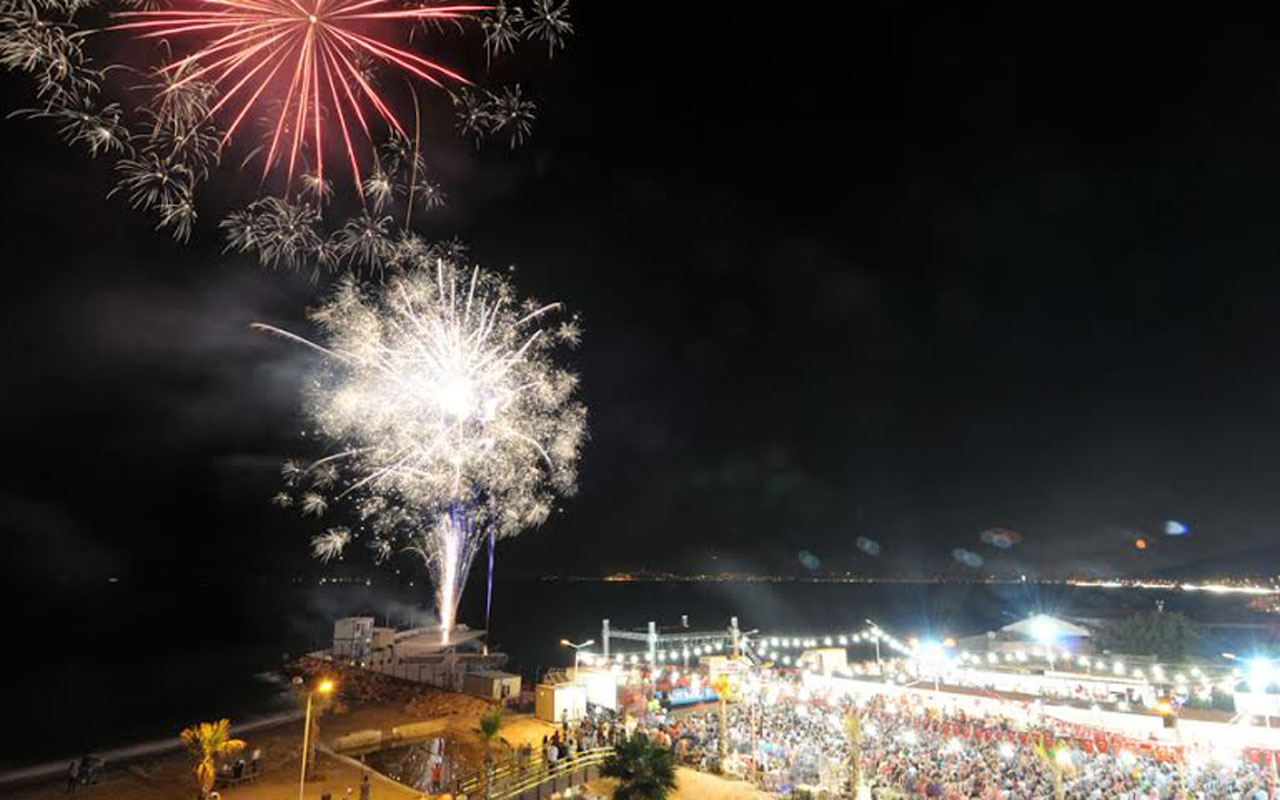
846, 714, 862, 800
865, 619, 882, 674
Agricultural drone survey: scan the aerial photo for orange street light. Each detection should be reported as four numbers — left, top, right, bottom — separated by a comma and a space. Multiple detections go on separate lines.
299, 678, 337, 800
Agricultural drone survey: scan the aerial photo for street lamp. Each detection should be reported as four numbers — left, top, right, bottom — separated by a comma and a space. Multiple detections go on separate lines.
297, 678, 335, 800
560, 638, 595, 678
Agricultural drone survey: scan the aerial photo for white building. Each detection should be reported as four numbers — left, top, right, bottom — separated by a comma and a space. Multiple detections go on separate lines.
536, 682, 587, 724
333, 616, 375, 660
328, 619, 508, 690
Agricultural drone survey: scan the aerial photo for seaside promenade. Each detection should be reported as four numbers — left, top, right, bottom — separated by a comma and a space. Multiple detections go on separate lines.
0, 698, 773, 800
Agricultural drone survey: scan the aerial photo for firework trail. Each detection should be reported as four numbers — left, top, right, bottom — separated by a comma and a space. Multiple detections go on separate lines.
262, 255, 585, 642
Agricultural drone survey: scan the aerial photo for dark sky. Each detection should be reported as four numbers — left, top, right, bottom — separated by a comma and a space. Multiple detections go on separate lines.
4, 1, 1280, 593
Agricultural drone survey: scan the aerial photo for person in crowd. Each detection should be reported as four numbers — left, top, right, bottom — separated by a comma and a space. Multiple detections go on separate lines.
66, 759, 80, 794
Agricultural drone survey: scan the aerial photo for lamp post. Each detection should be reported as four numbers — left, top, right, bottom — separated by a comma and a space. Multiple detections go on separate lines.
297, 678, 335, 800
865, 619, 882, 674
560, 639, 595, 679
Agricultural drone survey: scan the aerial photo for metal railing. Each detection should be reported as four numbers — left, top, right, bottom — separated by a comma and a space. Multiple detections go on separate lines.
455, 746, 615, 800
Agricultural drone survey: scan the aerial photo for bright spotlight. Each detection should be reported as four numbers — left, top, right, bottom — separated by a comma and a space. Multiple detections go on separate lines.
918, 640, 944, 661
1029, 615, 1058, 644
1248, 658, 1275, 693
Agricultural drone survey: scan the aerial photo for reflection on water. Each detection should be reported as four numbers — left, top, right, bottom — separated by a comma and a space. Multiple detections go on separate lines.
364, 737, 456, 792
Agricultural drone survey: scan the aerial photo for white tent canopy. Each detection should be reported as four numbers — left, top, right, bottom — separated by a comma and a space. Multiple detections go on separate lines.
1000, 614, 1091, 641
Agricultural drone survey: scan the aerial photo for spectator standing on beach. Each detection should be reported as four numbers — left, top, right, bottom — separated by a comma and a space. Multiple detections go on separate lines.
360, 772, 371, 800
66, 759, 79, 793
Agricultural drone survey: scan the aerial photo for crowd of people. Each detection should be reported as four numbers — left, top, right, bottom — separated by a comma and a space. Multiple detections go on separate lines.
622, 673, 1280, 800
853, 697, 1274, 800
533, 715, 626, 765
389, 665, 1280, 800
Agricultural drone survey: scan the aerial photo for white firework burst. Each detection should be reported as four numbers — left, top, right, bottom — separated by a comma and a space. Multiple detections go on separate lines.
261, 256, 585, 642
362, 164, 396, 214
300, 491, 328, 517
481, 3, 524, 64
311, 527, 350, 562
488, 85, 536, 149
220, 197, 324, 271
525, 0, 572, 56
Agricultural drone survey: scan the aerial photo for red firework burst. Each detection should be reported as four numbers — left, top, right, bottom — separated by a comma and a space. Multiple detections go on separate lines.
115, 0, 488, 190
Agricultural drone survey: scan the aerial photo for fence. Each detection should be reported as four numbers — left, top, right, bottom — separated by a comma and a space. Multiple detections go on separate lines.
454, 746, 614, 800
360, 658, 459, 690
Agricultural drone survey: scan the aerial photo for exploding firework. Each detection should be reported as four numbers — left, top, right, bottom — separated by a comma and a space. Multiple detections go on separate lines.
112, 0, 486, 189
262, 255, 586, 642
1, 0, 571, 238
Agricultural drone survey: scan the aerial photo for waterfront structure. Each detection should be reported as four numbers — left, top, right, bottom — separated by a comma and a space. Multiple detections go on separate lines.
327, 616, 508, 690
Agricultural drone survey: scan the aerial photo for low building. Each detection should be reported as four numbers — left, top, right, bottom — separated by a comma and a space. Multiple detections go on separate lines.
536, 682, 587, 724
334, 616, 375, 660
463, 670, 522, 703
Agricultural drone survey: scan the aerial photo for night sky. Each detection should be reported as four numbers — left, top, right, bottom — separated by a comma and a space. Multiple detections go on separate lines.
4, 1, 1280, 599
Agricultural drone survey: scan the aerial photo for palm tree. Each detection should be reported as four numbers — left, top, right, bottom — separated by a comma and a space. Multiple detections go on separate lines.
845, 714, 862, 799
179, 719, 246, 800
711, 675, 735, 773
602, 733, 678, 800
474, 707, 506, 799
